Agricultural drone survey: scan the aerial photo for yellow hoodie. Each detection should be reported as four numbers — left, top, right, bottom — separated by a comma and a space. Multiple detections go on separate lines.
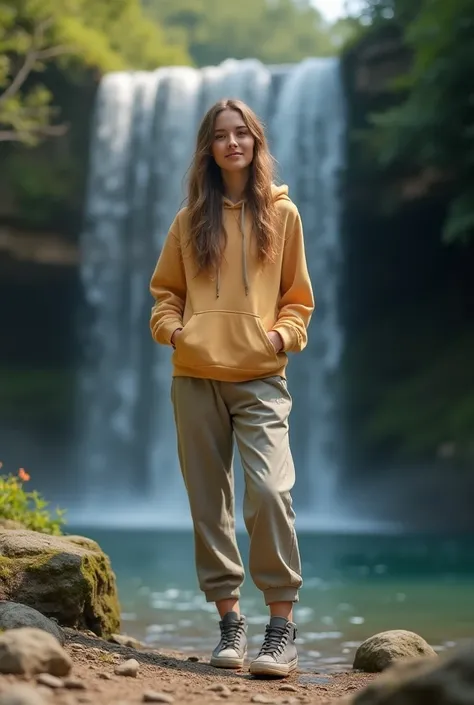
149, 184, 314, 382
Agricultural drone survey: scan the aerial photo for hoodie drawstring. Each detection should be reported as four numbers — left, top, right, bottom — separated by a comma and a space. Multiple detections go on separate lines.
215, 201, 249, 299
241, 202, 249, 296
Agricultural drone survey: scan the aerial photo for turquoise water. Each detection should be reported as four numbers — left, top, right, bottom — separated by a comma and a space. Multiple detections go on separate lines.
76, 529, 474, 672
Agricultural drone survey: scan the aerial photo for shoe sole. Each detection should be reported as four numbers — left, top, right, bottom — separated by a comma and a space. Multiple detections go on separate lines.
249, 657, 298, 678
210, 653, 246, 669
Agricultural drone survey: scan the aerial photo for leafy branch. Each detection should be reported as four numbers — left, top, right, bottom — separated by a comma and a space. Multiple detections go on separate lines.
0, 14, 71, 145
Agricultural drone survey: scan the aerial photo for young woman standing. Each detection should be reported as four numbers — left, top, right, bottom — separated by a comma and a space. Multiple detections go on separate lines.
149, 99, 314, 677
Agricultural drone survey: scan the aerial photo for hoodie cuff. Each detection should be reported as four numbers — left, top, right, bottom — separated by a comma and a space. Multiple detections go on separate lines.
271, 324, 296, 353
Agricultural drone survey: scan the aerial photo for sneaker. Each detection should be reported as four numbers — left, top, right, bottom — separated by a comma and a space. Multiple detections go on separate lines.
210, 611, 247, 669
249, 616, 298, 677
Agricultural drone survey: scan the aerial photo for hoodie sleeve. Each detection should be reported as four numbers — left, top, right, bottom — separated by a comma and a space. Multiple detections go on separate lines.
272, 210, 315, 353
149, 224, 186, 346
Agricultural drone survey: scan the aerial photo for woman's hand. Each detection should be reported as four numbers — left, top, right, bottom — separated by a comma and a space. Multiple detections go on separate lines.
171, 328, 183, 347
267, 330, 284, 353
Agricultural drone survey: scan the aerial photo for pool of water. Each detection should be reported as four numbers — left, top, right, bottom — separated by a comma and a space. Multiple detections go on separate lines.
73, 529, 474, 672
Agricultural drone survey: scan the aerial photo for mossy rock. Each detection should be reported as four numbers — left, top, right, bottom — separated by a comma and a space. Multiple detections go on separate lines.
0, 530, 120, 638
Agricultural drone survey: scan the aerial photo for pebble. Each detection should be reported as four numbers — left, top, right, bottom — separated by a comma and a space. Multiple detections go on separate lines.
64, 677, 87, 690
206, 684, 231, 695
98, 672, 113, 680
110, 633, 142, 649
36, 673, 64, 688
279, 685, 298, 692
143, 692, 175, 703
251, 696, 273, 704
0, 684, 47, 705
114, 658, 140, 677
187, 656, 199, 662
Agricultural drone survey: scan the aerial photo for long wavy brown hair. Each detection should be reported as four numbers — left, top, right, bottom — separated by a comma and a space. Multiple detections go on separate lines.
187, 99, 279, 273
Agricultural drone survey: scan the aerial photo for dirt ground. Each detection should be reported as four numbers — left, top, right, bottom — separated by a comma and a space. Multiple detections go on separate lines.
0, 629, 376, 704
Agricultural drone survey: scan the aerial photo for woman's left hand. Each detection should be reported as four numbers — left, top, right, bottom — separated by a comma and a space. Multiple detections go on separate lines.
267, 330, 284, 353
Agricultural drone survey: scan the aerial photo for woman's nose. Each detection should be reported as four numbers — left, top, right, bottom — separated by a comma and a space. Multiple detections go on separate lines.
228, 133, 238, 147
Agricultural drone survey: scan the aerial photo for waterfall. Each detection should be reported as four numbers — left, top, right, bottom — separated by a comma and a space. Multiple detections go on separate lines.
76, 57, 346, 529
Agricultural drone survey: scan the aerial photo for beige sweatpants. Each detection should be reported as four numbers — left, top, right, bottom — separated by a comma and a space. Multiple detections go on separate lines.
171, 375, 302, 605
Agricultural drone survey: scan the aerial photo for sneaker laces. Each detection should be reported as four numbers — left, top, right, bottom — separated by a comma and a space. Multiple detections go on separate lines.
220, 619, 244, 650
258, 623, 289, 657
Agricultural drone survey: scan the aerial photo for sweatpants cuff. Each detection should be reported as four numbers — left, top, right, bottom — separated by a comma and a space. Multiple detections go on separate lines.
264, 587, 300, 605
204, 587, 241, 603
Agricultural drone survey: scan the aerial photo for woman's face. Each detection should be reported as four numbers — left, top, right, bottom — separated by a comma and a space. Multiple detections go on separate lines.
211, 109, 255, 173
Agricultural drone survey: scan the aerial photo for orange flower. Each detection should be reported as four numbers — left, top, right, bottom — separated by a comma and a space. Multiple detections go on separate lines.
18, 468, 30, 482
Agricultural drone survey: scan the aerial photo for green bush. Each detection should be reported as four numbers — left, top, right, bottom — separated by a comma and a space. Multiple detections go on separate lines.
0, 464, 66, 535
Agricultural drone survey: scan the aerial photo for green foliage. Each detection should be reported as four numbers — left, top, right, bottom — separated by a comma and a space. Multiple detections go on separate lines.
145, 0, 341, 66
351, 0, 474, 243
0, 0, 189, 145
0, 368, 74, 423
5, 149, 80, 224
363, 333, 474, 458
0, 465, 66, 535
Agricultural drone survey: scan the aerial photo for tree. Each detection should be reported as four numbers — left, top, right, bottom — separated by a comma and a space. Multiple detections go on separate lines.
349, 0, 474, 243
0, 0, 189, 146
145, 0, 339, 67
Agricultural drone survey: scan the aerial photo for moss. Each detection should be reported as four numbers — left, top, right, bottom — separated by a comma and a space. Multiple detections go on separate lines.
80, 552, 121, 638
0, 550, 59, 592
0, 555, 14, 581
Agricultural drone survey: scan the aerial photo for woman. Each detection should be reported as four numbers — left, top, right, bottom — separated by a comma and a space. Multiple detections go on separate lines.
149, 98, 314, 677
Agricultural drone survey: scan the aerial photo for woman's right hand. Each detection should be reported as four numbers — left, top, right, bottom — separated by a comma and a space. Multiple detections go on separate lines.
171, 328, 183, 347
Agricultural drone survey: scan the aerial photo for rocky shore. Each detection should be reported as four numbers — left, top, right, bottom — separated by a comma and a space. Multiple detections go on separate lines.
1, 527, 473, 705
0, 626, 376, 704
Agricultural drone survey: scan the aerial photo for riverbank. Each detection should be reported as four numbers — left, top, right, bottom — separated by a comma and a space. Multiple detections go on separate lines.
0, 628, 376, 704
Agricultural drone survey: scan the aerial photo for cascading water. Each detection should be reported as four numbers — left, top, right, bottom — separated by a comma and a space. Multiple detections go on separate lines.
76, 57, 347, 529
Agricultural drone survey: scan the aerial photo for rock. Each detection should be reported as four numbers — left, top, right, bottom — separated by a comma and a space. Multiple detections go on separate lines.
110, 633, 143, 649
114, 658, 140, 677
353, 630, 437, 672
63, 678, 86, 690
143, 692, 175, 703
36, 673, 64, 688
0, 627, 72, 676
347, 644, 474, 703
0, 601, 65, 645
187, 655, 199, 662
0, 685, 47, 705
206, 685, 231, 695
251, 696, 273, 704
279, 684, 298, 692
0, 520, 25, 531
0, 529, 120, 637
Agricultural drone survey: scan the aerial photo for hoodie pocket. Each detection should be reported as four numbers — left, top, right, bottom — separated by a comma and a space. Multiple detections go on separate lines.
174, 310, 279, 372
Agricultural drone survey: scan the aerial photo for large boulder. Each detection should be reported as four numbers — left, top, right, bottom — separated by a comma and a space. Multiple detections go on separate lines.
353, 630, 437, 672
0, 601, 65, 644
345, 644, 474, 704
0, 530, 120, 637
